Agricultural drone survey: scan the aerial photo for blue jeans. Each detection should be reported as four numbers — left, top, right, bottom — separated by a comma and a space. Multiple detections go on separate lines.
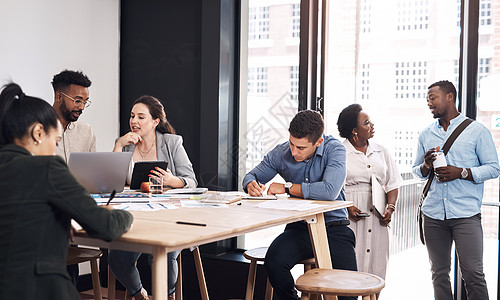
108, 249, 181, 297
423, 214, 488, 300
264, 221, 357, 300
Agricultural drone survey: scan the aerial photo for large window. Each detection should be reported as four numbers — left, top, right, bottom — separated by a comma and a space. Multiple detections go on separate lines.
324, 0, 460, 298
241, 0, 300, 250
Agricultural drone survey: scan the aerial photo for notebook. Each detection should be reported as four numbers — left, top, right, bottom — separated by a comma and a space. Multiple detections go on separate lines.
68, 152, 133, 194
371, 174, 387, 219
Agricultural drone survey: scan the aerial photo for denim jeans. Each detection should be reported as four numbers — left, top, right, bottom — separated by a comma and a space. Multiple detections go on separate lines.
108, 249, 181, 297
264, 221, 357, 300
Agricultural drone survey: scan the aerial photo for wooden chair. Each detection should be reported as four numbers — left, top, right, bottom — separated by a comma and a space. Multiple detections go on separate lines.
108, 247, 208, 300
243, 247, 316, 300
295, 269, 385, 300
66, 247, 103, 300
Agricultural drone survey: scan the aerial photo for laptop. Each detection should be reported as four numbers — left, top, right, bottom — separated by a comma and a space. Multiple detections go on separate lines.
68, 152, 133, 194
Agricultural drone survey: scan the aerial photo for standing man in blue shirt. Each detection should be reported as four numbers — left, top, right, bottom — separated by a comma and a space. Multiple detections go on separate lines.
243, 110, 357, 300
413, 80, 500, 300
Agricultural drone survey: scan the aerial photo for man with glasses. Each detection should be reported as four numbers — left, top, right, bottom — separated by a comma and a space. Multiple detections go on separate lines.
51, 69, 96, 287
52, 70, 96, 163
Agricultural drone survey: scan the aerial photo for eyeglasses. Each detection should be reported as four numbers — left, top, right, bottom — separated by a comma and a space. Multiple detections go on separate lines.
60, 91, 91, 108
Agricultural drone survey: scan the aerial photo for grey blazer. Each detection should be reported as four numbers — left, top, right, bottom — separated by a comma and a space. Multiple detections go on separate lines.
122, 132, 198, 188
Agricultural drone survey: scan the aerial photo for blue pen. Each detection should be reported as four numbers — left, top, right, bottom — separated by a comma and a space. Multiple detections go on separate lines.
159, 203, 168, 209
147, 203, 154, 209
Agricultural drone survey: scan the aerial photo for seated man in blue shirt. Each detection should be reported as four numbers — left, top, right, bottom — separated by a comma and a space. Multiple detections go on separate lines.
413, 80, 500, 300
242, 110, 357, 300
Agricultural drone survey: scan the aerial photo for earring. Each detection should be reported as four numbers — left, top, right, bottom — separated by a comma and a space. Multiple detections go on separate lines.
353, 133, 358, 142
34, 140, 42, 145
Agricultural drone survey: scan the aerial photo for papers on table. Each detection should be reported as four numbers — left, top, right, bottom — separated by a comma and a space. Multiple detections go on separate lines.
91, 192, 150, 204
180, 200, 228, 208
114, 203, 178, 211
200, 192, 242, 204
256, 199, 325, 211
165, 187, 208, 194
242, 194, 277, 200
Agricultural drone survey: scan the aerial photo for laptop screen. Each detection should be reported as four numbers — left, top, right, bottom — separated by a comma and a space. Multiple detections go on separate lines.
68, 152, 133, 194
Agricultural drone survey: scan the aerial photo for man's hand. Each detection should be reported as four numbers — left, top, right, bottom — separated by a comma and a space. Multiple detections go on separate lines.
434, 165, 462, 182
247, 180, 265, 196
423, 146, 440, 169
268, 183, 286, 195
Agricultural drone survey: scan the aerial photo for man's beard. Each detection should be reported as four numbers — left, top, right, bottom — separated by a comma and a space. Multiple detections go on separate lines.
61, 100, 82, 122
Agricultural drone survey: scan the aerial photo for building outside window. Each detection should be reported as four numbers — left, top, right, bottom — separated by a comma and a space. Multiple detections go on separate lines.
241, 0, 500, 298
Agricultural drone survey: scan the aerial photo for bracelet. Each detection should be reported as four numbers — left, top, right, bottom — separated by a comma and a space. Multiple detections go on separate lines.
423, 162, 431, 170
387, 203, 396, 211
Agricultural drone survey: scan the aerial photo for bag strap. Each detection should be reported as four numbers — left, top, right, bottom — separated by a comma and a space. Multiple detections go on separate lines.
420, 118, 473, 199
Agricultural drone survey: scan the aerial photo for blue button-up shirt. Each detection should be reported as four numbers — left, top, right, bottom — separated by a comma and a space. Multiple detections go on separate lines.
242, 134, 348, 221
412, 114, 500, 220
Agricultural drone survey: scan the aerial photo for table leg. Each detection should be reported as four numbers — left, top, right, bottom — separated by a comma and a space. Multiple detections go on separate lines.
108, 265, 116, 300
306, 213, 332, 269
152, 246, 168, 300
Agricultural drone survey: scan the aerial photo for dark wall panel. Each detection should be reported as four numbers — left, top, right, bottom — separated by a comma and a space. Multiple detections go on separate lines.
120, 0, 202, 174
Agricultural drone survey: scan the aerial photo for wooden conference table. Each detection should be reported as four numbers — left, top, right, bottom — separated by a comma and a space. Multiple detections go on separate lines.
74, 198, 352, 300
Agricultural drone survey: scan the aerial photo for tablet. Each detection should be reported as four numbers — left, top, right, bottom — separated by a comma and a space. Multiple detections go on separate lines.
130, 161, 168, 189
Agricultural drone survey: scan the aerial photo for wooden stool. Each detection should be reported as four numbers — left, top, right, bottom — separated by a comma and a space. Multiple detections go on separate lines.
66, 247, 103, 300
243, 247, 316, 300
295, 269, 385, 300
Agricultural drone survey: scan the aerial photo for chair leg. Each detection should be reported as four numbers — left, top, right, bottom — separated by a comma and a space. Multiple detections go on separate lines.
90, 258, 103, 300
193, 247, 209, 300
175, 252, 183, 300
124, 290, 132, 300
362, 294, 376, 300
244, 260, 257, 300
108, 265, 116, 300
300, 292, 311, 300
309, 294, 319, 300
264, 278, 273, 300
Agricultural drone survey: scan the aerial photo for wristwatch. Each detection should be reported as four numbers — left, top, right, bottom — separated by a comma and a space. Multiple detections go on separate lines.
284, 182, 293, 195
461, 168, 468, 179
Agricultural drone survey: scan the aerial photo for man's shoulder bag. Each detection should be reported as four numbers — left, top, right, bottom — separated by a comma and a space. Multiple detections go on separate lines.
417, 118, 473, 245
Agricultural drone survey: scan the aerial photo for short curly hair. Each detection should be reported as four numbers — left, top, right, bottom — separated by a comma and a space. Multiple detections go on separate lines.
337, 104, 362, 138
289, 110, 324, 143
428, 80, 456, 102
51, 70, 91, 92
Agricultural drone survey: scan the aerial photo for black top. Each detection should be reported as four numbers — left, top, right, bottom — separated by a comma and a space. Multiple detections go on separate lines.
0, 144, 133, 299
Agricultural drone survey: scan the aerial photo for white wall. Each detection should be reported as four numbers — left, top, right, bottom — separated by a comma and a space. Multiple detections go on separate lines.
0, 0, 120, 151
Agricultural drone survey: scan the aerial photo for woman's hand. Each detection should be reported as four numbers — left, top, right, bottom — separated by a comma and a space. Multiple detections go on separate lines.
150, 167, 184, 188
113, 132, 143, 151
347, 206, 364, 222
380, 208, 394, 227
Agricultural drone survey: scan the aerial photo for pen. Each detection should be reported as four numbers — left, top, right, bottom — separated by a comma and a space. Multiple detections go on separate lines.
106, 190, 117, 206
253, 173, 260, 185
253, 173, 264, 197
176, 221, 207, 227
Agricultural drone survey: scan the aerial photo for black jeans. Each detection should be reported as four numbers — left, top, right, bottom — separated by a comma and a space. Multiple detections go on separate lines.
264, 221, 357, 300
